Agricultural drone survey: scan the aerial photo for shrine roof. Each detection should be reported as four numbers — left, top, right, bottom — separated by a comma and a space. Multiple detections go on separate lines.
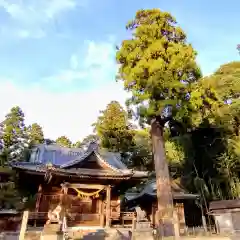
125, 179, 199, 201
10, 162, 137, 179
10, 143, 148, 179
60, 149, 128, 171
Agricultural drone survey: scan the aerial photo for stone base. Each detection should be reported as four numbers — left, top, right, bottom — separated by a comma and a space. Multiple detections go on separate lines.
136, 221, 151, 229
41, 223, 63, 240
41, 234, 63, 240
132, 229, 154, 240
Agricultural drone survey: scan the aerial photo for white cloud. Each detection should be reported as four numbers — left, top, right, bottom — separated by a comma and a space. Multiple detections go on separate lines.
0, 80, 130, 142
0, 0, 83, 38
45, 39, 117, 84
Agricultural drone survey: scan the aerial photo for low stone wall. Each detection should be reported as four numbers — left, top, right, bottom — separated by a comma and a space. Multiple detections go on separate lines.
0, 230, 235, 240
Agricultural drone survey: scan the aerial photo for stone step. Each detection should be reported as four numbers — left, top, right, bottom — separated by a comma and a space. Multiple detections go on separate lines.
42, 223, 61, 234
68, 229, 104, 239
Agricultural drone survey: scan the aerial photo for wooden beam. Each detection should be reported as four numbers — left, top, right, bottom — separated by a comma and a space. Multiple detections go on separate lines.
62, 183, 106, 190
105, 185, 111, 228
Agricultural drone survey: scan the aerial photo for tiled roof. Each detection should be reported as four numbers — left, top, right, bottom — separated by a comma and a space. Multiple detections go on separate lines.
11, 143, 148, 179
125, 179, 199, 201
59, 148, 129, 171
30, 143, 129, 171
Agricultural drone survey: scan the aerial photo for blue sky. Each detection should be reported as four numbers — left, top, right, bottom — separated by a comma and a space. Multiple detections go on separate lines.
0, 0, 239, 142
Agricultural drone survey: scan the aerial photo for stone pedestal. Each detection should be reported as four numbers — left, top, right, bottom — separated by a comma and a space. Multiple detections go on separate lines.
136, 221, 151, 229
132, 229, 154, 240
41, 224, 63, 240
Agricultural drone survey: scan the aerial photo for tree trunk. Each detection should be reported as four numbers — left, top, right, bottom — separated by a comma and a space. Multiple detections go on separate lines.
151, 118, 175, 237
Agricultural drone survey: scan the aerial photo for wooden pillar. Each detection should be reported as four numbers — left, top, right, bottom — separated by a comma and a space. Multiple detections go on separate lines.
199, 202, 207, 232
132, 213, 137, 232
99, 198, 104, 227
35, 184, 43, 212
61, 184, 68, 222
34, 184, 42, 226
151, 204, 154, 227
173, 208, 180, 238
105, 185, 111, 228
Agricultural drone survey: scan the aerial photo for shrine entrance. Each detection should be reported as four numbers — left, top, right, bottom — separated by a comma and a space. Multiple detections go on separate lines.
60, 183, 111, 228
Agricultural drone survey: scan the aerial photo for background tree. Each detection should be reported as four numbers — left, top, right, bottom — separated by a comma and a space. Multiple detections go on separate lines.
127, 128, 152, 171
1, 106, 29, 161
72, 141, 82, 148
56, 136, 72, 148
94, 101, 135, 152
182, 62, 240, 200
28, 123, 44, 145
81, 134, 99, 146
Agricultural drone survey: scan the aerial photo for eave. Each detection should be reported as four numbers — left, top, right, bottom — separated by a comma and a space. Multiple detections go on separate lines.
10, 163, 139, 180
125, 192, 199, 202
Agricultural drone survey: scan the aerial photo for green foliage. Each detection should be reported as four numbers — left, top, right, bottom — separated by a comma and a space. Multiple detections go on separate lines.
179, 61, 240, 199
28, 123, 44, 145
56, 135, 72, 148
81, 134, 99, 146
0, 168, 23, 210
2, 106, 27, 148
116, 9, 201, 125
1, 106, 29, 161
127, 128, 153, 170
165, 140, 184, 164
94, 101, 135, 152
72, 141, 82, 148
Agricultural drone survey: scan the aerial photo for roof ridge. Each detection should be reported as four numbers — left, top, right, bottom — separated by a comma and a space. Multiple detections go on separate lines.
98, 150, 128, 169
60, 150, 93, 168
94, 151, 132, 174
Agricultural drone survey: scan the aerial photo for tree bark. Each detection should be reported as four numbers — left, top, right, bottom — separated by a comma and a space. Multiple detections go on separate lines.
151, 118, 175, 237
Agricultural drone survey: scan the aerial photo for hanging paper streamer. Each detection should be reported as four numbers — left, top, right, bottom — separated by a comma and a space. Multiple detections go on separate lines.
72, 188, 104, 199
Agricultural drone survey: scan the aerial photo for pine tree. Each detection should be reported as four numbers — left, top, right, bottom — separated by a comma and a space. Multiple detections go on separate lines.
2, 106, 29, 161
56, 136, 72, 148
28, 123, 44, 145
116, 9, 201, 127
94, 101, 135, 152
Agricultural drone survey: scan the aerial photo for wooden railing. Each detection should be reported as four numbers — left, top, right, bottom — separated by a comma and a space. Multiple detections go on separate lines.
67, 213, 101, 227
121, 212, 135, 219
28, 212, 101, 221
67, 213, 100, 221
28, 212, 48, 220
27, 211, 136, 228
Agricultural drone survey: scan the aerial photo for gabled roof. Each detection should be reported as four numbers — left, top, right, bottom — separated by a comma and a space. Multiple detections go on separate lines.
11, 143, 148, 180
125, 179, 199, 201
60, 149, 129, 173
